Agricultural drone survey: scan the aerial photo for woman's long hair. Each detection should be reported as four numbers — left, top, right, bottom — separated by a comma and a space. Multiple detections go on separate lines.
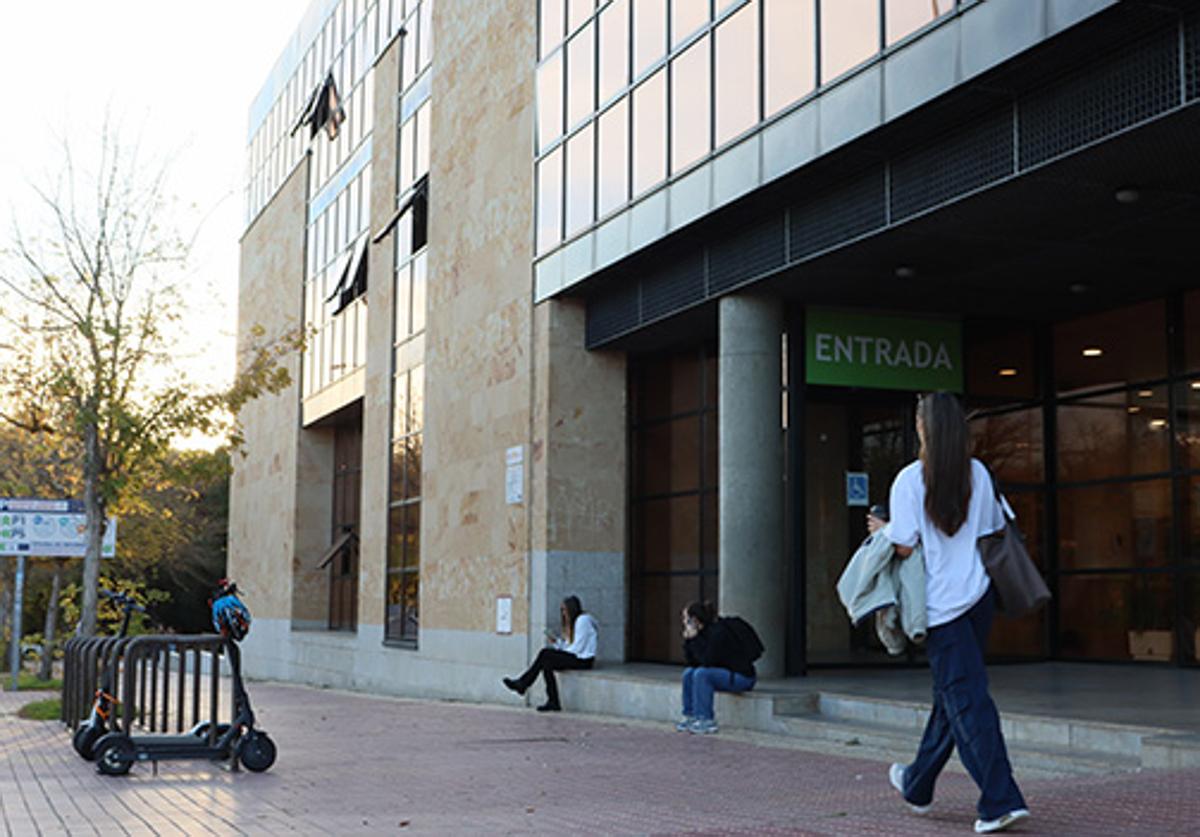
561, 595, 584, 643
917, 392, 973, 536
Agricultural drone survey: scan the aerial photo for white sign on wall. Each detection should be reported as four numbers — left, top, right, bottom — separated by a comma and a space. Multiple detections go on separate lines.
505, 445, 524, 505
496, 596, 513, 634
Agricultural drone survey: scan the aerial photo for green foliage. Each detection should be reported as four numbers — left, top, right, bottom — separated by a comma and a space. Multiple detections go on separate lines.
59, 575, 168, 637
1, 672, 62, 691
16, 698, 61, 720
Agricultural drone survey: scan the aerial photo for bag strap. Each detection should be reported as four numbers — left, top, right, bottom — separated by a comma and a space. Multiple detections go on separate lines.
978, 460, 1014, 523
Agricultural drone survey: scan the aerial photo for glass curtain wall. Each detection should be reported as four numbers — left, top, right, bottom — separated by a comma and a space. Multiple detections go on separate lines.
534, 0, 967, 255
628, 347, 719, 664
386, 0, 434, 645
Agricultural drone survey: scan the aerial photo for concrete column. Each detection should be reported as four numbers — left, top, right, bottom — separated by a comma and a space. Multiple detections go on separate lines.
718, 295, 785, 678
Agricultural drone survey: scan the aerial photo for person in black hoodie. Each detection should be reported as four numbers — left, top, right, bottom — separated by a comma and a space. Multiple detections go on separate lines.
676, 601, 757, 735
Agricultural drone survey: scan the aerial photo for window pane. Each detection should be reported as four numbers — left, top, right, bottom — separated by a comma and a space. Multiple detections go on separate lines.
567, 22, 595, 129
820, 0, 878, 82
598, 0, 630, 104
671, 0, 709, 47
565, 123, 595, 235
715, 0, 758, 146
1178, 379, 1200, 471
386, 569, 420, 640
1054, 301, 1167, 395
966, 324, 1037, 402
537, 50, 564, 151
1058, 479, 1171, 570
1183, 478, 1200, 564
568, 0, 593, 32
634, 0, 667, 78
639, 416, 702, 495
632, 69, 667, 195
1186, 290, 1200, 373
886, 0, 954, 46
598, 99, 629, 216
388, 505, 407, 569
405, 502, 422, 566
1059, 573, 1173, 661
411, 251, 427, 334
415, 104, 430, 179
405, 434, 423, 499
399, 117, 415, 192
540, 0, 565, 58
636, 495, 701, 572
969, 408, 1044, 485
409, 365, 424, 433
536, 146, 564, 254
390, 442, 406, 502
765, 0, 815, 116
1058, 388, 1170, 482
670, 36, 710, 173
633, 573, 701, 663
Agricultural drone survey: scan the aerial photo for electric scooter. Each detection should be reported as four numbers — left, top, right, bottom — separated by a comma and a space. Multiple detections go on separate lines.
92, 584, 276, 776
71, 589, 145, 760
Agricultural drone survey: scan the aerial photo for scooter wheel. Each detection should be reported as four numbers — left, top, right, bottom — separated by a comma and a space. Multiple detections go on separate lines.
94, 735, 134, 776
73, 725, 102, 761
238, 732, 276, 772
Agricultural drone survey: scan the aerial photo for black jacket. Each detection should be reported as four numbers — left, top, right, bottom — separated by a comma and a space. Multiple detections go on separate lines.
682, 619, 756, 679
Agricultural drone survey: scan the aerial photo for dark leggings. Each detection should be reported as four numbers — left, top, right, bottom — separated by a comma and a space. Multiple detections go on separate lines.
515, 648, 593, 706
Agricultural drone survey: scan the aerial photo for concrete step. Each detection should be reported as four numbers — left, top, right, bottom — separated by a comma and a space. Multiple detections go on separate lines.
772, 710, 1137, 780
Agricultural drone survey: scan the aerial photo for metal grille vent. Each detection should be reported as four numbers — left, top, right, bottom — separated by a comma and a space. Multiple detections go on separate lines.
891, 109, 1014, 222
707, 216, 786, 295
789, 168, 886, 262
585, 280, 640, 346
1186, 11, 1200, 101
1019, 26, 1179, 170
641, 250, 705, 323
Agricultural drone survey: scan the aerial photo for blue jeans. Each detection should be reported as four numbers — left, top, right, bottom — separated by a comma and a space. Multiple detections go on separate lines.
897, 585, 1026, 820
681, 667, 755, 720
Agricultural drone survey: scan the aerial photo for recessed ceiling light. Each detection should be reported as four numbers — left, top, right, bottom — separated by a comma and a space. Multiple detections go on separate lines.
1192, 381, 1200, 390
998, 368, 1018, 377
1138, 389, 1153, 398
1082, 347, 1103, 357
1127, 406, 1141, 414
895, 265, 916, 280
1149, 419, 1167, 430
1069, 283, 1090, 294
1114, 187, 1140, 204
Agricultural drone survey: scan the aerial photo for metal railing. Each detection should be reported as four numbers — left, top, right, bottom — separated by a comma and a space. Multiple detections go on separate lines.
62, 633, 231, 739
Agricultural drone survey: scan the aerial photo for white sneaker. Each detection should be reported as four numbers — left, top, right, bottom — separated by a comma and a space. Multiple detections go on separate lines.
688, 718, 719, 734
675, 716, 693, 732
974, 809, 1030, 833
888, 763, 931, 814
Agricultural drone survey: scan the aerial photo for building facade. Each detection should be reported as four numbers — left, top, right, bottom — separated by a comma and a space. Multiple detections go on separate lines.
233, 0, 1200, 702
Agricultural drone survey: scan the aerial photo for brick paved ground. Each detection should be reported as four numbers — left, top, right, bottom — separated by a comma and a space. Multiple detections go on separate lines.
0, 681, 1196, 835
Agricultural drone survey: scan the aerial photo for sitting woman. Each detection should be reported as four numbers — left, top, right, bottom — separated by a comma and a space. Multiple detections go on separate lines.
502, 595, 597, 712
677, 601, 757, 734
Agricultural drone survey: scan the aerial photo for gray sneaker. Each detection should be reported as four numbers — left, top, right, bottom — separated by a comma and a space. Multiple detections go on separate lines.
688, 718, 719, 735
888, 763, 931, 814
974, 808, 1030, 833
675, 716, 693, 732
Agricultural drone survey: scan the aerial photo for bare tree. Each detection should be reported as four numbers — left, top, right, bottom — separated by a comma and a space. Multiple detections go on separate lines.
0, 127, 297, 637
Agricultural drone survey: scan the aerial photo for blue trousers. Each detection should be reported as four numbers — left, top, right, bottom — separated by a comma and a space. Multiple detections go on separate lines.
681, 667, 755, 720
897, 586, 1026, 820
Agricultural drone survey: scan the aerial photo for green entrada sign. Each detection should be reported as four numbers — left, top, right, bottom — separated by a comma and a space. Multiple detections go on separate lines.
805, 308, 963, 392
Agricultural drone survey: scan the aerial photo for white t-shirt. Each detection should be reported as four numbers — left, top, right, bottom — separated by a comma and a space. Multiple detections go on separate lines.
884, 458, 1007, 628
556, 613, 598, 659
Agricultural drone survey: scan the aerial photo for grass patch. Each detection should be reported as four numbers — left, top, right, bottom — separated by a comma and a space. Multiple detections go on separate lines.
17, 698, 61, 721
0, 672, 62, 691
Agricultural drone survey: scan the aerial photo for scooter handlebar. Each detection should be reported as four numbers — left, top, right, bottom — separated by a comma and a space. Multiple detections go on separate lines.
98, 588, 147, 613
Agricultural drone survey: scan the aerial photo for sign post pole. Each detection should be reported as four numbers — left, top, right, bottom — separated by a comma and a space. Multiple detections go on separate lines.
9, 556, 25, 691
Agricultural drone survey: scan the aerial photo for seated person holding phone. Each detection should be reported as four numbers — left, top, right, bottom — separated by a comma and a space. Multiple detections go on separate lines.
502, 595, 597, 712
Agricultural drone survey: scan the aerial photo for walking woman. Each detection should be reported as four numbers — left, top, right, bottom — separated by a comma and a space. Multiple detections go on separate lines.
884, 392, 1029, 834
502, 595, 597, 712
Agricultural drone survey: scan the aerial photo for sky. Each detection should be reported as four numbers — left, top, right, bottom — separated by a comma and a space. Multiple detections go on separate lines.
0, 0, 312, 443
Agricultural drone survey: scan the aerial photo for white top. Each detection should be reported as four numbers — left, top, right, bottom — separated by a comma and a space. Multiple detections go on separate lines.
884, 458, 1006, 628
555, 613, 598, 659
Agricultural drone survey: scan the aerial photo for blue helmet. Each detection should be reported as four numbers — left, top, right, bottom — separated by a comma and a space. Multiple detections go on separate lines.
211, 581, 251, 641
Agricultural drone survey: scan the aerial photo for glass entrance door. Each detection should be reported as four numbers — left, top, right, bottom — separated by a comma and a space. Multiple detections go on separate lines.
804, 391, 916, 665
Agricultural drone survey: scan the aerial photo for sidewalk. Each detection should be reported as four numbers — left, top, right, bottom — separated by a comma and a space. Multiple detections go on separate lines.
1, 681, 1196, 835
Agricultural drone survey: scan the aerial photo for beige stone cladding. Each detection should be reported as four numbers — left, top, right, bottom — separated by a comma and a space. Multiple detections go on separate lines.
230, 158, 309, 626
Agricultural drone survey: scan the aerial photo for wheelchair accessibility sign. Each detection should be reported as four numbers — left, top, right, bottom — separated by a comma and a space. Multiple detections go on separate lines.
845, 472, 869, 507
